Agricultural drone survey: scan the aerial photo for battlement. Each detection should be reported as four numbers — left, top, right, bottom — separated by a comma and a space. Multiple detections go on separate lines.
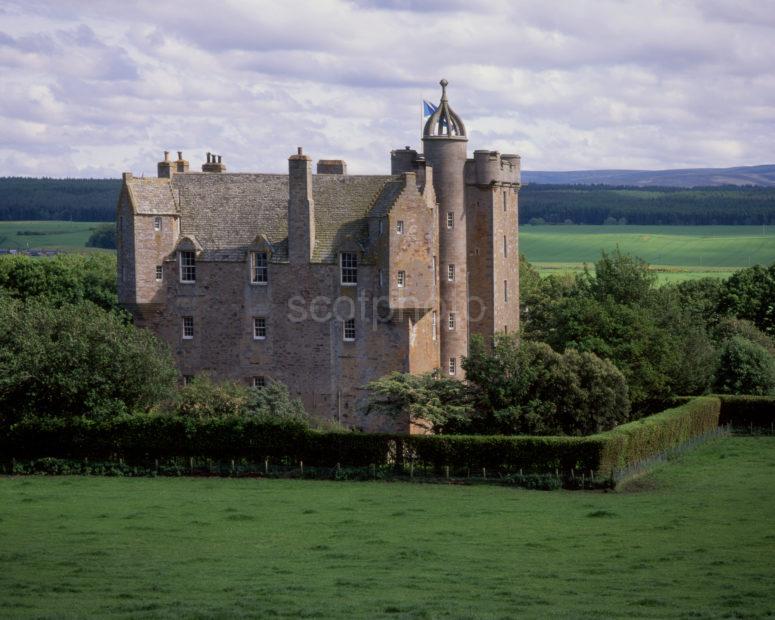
464, 150, 521, 187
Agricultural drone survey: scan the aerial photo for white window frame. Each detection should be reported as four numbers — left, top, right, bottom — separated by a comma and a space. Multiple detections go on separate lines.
251, 251, 268, 285
448, 312, 455, 331
449, 357, 456, 375
252, 376, 266, 389
397, 270, 405, 288
253, 317, 267, 340
340, 252, 358, 286
179, 251, 196, 283
154, 216, 162, 231
396, 220, 404, 234
155, 265, 163, 281
182, 316, 194, 340
343, 318, 356, 342
448, 264, 455, 282
447, 212, 454, 229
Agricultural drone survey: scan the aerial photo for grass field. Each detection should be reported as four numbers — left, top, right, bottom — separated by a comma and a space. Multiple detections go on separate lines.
521, 225, 775, 280
0, 221, 102, 250
1, 437, 773, 618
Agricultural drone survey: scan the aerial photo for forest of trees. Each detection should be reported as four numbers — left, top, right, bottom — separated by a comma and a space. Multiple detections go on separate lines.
1, 177, 774, 226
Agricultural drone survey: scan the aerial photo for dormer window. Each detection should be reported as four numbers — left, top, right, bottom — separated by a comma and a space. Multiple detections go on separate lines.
154, 216, 162, 231
179, 251, 196, 283
340, 252, 357, 286
251, 252, 268, 284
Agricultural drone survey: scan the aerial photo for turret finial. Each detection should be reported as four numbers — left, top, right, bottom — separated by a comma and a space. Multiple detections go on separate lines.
440, 78, 448, 101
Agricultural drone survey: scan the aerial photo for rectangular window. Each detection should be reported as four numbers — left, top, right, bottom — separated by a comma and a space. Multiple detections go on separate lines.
448, 312, 455, 330
432, 311, 437, 341
396, 220, 404, 234
182, 316, 194, 340
397, 270, 405, 287
251, 252, 268, 284
449, 357, 456, 375
340, 252, 358, 285
180, 251, 196, 283
343, 318, 356, 342
503, 192, 508, 212
378, 268, 383, 288
447, 212, 454, 228
379, 219, 384, 235
504, 280, 508, 302
155, 265, 163, 281
183, 375, 194, 385
253, 317, 267, 340
154, 216, 162, 231
448, 264, 455, 282
432, 256, 436, 281
503, 235, 508, 257
252, 376, 266, 389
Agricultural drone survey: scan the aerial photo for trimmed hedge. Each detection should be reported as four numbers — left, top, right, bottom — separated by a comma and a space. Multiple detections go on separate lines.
596, 396, 720, 474
717, 395, 775, 429
0, 396, 724, 479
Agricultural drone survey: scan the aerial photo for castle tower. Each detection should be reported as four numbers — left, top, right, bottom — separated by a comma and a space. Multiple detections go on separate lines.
422, 79, 469, 377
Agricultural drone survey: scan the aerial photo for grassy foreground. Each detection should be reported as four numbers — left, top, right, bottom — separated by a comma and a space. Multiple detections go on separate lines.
1, 437, 774, 618
521, 225, 774, 280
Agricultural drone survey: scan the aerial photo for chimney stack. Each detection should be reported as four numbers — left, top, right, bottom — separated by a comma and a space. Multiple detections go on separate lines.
175, 150, 189, 173
316, 159, 348, 175
157, 150, 174, 178
202, 152, 226, 173
288, 147, 315, 263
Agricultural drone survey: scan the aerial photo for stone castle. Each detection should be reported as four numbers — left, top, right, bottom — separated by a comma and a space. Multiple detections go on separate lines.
117, 80, 521, 432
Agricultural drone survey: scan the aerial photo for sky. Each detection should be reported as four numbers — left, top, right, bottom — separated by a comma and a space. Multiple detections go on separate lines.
1, 0, 774, 177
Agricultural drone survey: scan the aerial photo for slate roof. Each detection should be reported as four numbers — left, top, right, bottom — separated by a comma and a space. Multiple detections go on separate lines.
125, 172, 402, 263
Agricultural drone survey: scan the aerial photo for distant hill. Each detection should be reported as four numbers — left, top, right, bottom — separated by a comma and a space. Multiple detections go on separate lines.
522, 165, 775, 188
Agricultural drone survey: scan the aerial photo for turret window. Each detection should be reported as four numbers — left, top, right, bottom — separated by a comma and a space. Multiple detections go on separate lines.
503, 235, 508, 257
397, 220, 404, 234
253, 317, 267, 340
182, 316, 194, 340
340, 252, 358, 285
251, 252, 268, 284
343, 318, 356, 342
154, 216, 162, 231
448, 264, 455, 281
449, 357, 457, 375
448, 312, 455, 330
447, 212, 454, 228
179, 251, 196, 283
504, 280, 509, 302
155, 265, 163, 281
397, 271, 405, 287
503, 192, 508, 212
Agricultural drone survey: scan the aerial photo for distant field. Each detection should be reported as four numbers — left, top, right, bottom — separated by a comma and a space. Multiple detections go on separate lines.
0, 437, 773, 618
521, 225, 775, 280
0, 221, 102, 250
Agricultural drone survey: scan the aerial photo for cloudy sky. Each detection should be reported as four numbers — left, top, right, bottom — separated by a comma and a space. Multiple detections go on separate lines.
1, 0, 774, 177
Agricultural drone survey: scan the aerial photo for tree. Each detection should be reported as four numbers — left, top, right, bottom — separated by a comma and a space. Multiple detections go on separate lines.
714, 336, 775, 396
719, 263, 775, 336
86, 223, 116, 249
0, 298, 177, 425
0, 253, 119, 314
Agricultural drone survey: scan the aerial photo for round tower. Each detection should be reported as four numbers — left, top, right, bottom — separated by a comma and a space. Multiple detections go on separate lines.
422, 79, 469, 378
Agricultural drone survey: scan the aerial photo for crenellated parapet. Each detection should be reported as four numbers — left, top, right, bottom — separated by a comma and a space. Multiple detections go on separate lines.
465, 150, 521, 187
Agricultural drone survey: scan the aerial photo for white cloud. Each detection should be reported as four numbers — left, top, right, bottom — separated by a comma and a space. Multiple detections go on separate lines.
0, 0, 772, 176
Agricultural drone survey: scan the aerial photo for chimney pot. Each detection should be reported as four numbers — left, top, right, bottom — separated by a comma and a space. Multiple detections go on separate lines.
217, 155, 222, 163
177, 151, 183, 160
297, 147, 303, 155
164, 150, 170, 161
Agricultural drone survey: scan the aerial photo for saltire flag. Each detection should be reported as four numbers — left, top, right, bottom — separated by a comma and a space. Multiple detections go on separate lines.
423, 100, 437, 116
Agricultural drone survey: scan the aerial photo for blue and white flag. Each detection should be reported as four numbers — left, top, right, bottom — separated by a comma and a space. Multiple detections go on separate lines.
423, 100, 437, 116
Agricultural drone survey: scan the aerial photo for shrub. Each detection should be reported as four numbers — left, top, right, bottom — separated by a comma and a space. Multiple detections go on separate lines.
714, 336, 775, 396
85, 223, 116, 249
717, 395, 775, 429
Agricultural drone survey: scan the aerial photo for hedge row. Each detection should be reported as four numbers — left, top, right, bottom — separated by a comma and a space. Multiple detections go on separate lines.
596, 396, 721, 474
717, 395, 775, 429
0, 396, 725, 478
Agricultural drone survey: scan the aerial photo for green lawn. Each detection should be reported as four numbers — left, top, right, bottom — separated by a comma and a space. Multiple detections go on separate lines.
0, 221, 104, 250
1, 437, 773, 618
521, 225, 775, 281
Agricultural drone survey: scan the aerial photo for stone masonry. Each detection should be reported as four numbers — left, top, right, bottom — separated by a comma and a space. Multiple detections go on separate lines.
117, 80, 521, 432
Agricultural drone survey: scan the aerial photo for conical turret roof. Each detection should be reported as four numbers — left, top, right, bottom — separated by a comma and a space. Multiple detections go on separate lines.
423, 79, 467, 140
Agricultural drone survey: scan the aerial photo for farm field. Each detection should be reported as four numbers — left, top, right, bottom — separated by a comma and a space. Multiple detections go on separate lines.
521, 225, 774, 280
1, 437, 773, 618
0, 221, 102, 250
